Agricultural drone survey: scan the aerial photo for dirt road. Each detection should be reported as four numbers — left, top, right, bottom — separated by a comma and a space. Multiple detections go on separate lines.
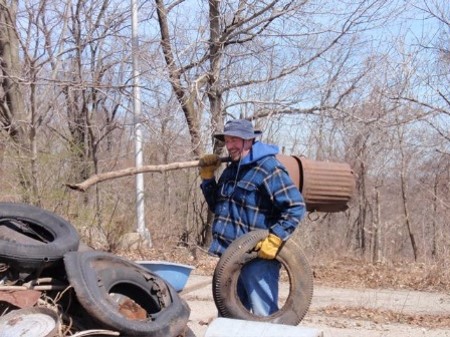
181, 274, 450, 337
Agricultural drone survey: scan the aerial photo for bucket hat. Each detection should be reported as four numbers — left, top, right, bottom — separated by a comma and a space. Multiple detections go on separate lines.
213, 119, 262, 142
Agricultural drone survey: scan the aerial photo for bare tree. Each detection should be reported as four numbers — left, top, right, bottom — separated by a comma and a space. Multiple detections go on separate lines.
397, 0, 450, 153
0, 0, 144, 244
152, 1, 399, 152
384, 0, 450, 261
1, 0, 132, 202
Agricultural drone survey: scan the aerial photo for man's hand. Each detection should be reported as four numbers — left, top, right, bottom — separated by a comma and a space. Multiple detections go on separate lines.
255, 233, 283, 259
199, 154, 221, 180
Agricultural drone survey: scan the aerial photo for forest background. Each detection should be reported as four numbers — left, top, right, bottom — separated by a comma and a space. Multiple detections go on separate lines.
0, 0, 448, 280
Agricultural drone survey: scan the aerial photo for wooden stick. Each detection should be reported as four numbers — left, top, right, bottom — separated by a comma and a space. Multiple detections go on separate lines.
66, 160, 202, 192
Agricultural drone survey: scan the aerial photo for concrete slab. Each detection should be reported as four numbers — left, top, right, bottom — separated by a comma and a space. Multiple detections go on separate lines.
204, 318, 324, 337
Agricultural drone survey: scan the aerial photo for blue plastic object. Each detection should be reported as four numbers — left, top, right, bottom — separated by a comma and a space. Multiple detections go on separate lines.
136, 260, 195, 292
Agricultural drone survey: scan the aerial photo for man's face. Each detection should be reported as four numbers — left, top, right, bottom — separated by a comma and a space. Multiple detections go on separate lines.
224, 136, 253, 161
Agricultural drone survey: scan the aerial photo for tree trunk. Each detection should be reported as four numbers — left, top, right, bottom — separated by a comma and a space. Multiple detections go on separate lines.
371, 186, 381, 263
398, 132, 418, 261
0, 1, 26, 142
0, 1, 34, 202
431, 171, 438, 258
155, 0, 203, 158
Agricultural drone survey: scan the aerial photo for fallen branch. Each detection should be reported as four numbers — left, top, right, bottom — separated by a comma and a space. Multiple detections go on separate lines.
66, 160, 201, 192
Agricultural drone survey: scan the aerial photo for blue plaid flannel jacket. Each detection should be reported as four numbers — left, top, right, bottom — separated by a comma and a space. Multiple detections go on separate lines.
200, 142, 306, 256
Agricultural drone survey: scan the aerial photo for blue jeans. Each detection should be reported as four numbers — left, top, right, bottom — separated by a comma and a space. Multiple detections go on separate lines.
237, 258, 281, 316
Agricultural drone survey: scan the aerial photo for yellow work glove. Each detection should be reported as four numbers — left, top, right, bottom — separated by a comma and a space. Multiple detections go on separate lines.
255, 233, 283, 260
199, 154, 221, 180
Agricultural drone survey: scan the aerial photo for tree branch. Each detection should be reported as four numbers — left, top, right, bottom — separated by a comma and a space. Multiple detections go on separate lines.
66, 159, 202, 192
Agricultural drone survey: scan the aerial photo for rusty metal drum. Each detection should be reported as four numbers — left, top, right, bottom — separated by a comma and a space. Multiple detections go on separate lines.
276, 155, 355, 213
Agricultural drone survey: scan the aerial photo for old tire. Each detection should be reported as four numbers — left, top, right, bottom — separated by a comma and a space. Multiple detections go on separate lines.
212, 230, 313, 325
64, 251, 190, 337
0, 202, 80, 272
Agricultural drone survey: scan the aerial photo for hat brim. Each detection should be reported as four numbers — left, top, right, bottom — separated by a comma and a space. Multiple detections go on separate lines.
213, 130, 262, 142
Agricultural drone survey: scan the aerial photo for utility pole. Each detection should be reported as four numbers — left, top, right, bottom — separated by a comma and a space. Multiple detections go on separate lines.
131, 0, 151, 245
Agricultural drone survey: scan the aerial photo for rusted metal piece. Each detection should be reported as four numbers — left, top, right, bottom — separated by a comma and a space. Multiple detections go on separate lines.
276, 155, 355, 213
117, 297, 147, 320
0, 289, 41, 308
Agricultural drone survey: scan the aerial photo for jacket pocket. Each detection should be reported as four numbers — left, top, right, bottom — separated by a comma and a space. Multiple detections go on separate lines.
234, 180, 259, 206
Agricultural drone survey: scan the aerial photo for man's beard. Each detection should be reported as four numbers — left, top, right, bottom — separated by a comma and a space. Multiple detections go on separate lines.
228, 149, 242, 161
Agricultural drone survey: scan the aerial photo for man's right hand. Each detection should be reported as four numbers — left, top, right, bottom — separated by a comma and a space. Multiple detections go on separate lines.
199, 154, 221, 180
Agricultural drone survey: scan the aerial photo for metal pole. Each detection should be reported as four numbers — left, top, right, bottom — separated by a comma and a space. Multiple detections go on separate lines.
131, 0, 150, 244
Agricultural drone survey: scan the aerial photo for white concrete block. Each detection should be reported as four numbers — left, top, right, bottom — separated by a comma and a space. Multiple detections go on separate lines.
204, 318, 324, 337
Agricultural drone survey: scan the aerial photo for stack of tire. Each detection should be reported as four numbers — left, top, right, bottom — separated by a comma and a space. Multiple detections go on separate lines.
0, 202, 190, 337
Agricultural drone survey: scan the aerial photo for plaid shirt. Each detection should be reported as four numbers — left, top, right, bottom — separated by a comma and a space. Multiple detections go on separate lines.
201, 146, 305, 256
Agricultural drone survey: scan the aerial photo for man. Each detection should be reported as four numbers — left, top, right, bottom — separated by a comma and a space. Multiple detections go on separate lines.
199, 119, 306, 316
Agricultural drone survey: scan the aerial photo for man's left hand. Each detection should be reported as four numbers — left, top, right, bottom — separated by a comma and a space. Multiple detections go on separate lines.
255, 233, 283, 259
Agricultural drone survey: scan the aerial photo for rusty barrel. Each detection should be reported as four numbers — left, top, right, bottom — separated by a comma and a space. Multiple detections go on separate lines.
276, 154, 355, 213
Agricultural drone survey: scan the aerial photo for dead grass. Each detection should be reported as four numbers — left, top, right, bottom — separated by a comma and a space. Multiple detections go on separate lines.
312, 258, 450, 292
119, 244, 450, 293
309, 305, 450, 329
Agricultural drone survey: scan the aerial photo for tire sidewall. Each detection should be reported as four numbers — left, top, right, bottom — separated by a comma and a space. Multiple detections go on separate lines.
0, 202, 80, 271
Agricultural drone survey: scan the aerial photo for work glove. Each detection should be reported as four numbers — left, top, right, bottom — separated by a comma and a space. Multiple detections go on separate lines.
255, 233, 283, 260
199, 154, 221, 180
